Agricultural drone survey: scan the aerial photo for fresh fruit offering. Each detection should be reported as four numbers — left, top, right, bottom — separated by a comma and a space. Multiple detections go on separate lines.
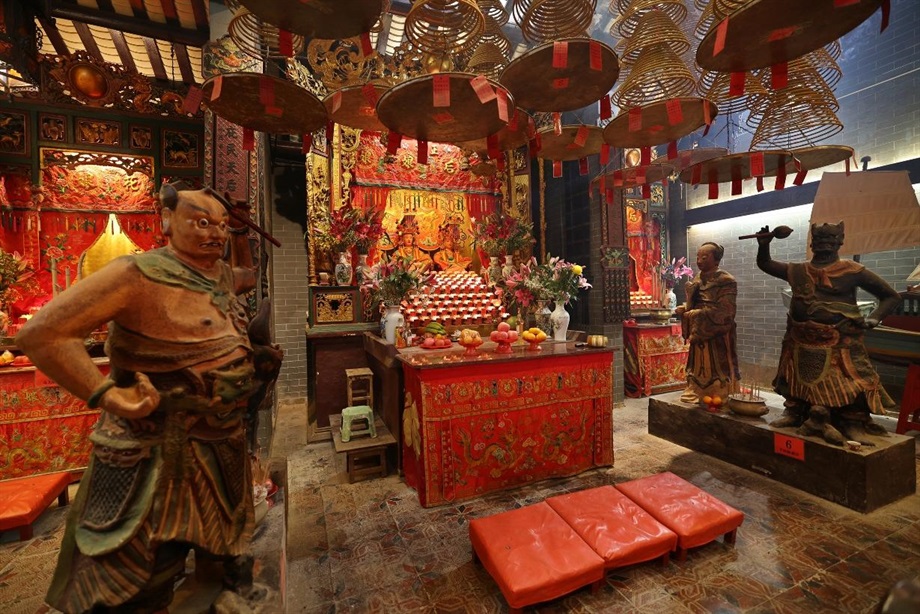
420, 321, 452, 349
521, 327, 548, 343
489, 321, 519, 344
458, 329, 483, 346
702, 395, 724, 412
423, 321, 448, 337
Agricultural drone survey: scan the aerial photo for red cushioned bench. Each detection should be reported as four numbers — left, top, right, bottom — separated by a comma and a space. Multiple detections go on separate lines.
469, 502, 605, 613
615, 472, 744, 562
546, 485, 678, 570
0, 473, 72, 541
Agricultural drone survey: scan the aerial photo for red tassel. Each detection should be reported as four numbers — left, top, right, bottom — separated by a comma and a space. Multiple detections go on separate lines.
600, 143, 610, 166
579, 157, 588, 175
552, 160, 562, 178
600, 95, 612, 121
301, 133, 312, 154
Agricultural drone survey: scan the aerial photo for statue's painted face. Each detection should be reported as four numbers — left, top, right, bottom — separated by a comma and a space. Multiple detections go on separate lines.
811, 223, 844, 255
163, 192, 229, 265
400, 232, 415, 247
696, 244, 719, 273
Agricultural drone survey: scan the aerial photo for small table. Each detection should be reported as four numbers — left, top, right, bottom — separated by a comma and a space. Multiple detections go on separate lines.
623, 321, 689, 398
330, 414, 397, 483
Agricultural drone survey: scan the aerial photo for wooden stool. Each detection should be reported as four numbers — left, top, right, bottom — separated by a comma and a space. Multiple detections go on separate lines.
341, 405, 377, 442
896, 363, 920, 435
347, 446, 388, 483
345, 367, 374, 409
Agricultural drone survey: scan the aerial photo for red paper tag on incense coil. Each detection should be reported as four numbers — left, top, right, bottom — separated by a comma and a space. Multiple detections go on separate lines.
600, 174, 606, 192
600, 95, 612, 120
628, 107, 642, 132
579, 157, 588, 175
750, 151, 765, 176
508, 110, 519, 132
210, 75, 223, 101
259, 77, 275, 107
713, 18, 729, 56
640, 147, 650, 166
432, 111, 455, 124
496, 89, 509, 122
665, 99, 683, 125
775, 163, 787, 190
553, 41, 568, 68
418, 141, 428, 165
731, 178, 742, 195
667, 140, 677, 159
552, 160, 562, 177
768, 26, 797, 41
833, 0, 860, 6
496, 152, 505, 172
265, 106, 283, 117
600, 143, 610, 166
708, 181, 719, 199
771, 62, 788, 90
182, 86, 203, 114
553, 112, 562, 135
360, 32, 374, 55
487, 134, 500, 160
691, 164, 702, 185
325, 121, 334, 144
756, 176, 764, 192
470, 75, 496, 103
793, 169, 808, 185
589, 41, 602, 71
362, 83, 379, 108
605, 187, 612, 204
642, 183, 650, 198
331, 90, 342, 113
433, 75, 450, 107
574, 126, 589, 147
386, 131, 401, 154
242, 127, 254, 151
552, 78, 569, 89
301, 134, 312, 154
845, 157, 851, 176
703, 100, 712, 125
636, 167, 646, 185
278, 29, 294, 57
613, 170, 623, 187
729, 71, 745, 97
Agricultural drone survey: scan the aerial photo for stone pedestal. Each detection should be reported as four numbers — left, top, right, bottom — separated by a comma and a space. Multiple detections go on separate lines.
648, 392, 916, 513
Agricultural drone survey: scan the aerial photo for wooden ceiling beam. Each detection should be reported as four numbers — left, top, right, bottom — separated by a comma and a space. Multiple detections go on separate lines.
47, 3, 209, 46
143, 36, 169, 81
174, 43, 196, 85
35, 12, 70, 56
109, 29, 137, 73
73, 20, 104, 62
189, 0, 209, 31
161, 0, 181, 28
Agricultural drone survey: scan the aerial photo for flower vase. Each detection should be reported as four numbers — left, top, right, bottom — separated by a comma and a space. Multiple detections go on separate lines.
381, 304, 404, 344
533, 300, 552, 336
486, 256, 502, 286
551, 297, 570, 341
355, 253, 371, 284
663, 287, 677, 311
334, 251, 353, 286
501, 254, 515, 279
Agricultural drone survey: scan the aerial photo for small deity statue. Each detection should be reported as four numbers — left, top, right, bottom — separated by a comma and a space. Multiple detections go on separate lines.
390, 215, 432, 272
675, 242, 740, 404
756, 222, 901, 444
15, 184, 282, 613
433, 221, 471, 273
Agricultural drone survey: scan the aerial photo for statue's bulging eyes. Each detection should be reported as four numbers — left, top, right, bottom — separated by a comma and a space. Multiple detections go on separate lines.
195, 218, 228, 231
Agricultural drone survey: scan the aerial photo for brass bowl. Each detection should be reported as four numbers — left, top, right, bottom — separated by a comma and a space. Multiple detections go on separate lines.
728, 394, 769, 417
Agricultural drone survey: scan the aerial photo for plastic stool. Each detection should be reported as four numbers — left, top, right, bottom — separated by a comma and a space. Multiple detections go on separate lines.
896, 363, 920, 435
345, 367, 374, 409
341, 405, 377, 443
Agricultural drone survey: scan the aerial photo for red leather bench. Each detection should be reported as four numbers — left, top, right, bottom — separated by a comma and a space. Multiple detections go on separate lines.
546, 485, 678, 570
469, 501, 605, 613
615, 472, 744, 562
0, 472, 72, 541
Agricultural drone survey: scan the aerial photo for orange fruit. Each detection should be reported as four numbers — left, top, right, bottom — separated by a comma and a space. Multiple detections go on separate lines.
711, 396, 722, 406
702, 395, 713, 405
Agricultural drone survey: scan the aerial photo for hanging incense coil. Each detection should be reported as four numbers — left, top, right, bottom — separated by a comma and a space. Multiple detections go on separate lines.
656, 146, 729, 172
234, 0, 383, 40
697, 0, 886, 72
619, 10, 691, 67
712, 0, 754, 18
499, 37, 620, 113
602, 97, 718, 148
405, 0, 485, 56
478, 0, 510, 26
457, 108, 534, 154
478, 18, 513, 59
228, 7, 306, 60
749, 100, 843, 150
787, 145, 855, 172
202, 73, 328, 134
693, 0, 717, 41
597, 162, 676, 189
697, 68, 769, 115
323, 83, 390, 132
610, 0, 688, 39
745, 62, 839, 119
677, 150, 794, 183
792, 45, 843, 91
466, 42, 509, 80
516, 0, 597, 43
612, 42, 697, 108
536, 125, 605, 161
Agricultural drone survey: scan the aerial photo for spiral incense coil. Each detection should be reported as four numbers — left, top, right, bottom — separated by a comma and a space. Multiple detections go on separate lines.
234, 0, 383, 40
693, 0, 717, 41
750, 101, 843, 150
610, 0, 688, 39
478, 18, 513, 58
697, 68, 769, 115
466, 42, 509, 80
202, 73, 328, 134
478, 0, 510, 26
612, 42, 697, 108
405, 0, 485, 56
786, 145, 855, 172
712, 0, 754, 18
228, 7, 306, 60
790, 45, 843, 91
517, 0, 596, 43
620, 10, 691, 67
745, 63, 839, 119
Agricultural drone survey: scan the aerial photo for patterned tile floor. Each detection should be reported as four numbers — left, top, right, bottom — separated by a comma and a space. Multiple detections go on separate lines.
3, 394, 919, 613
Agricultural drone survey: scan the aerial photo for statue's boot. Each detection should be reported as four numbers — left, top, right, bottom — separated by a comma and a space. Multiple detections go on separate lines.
838, 411, 886, 445
770, 401, 807, 428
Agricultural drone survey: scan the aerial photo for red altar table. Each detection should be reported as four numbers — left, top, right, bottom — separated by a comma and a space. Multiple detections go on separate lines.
397, 342, 614, 507
623, 322, 689, 398
0, 358, 107, 481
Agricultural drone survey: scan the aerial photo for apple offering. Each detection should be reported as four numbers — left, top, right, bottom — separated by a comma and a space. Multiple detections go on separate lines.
420, 321, 452, 349
490, 322, 518, 354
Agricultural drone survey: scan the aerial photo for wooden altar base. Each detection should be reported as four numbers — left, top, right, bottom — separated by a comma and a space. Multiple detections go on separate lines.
648, 392, 917, 513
